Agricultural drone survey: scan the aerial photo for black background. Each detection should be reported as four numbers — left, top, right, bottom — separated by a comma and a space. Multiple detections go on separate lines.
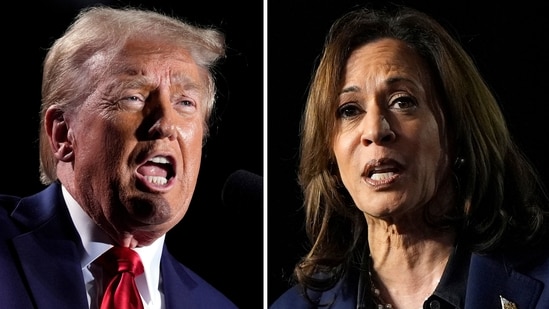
2, 0, 263, 309
267, 0, 549, 306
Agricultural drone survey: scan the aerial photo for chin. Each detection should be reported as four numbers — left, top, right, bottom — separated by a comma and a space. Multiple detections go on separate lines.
124, 194, 169, 220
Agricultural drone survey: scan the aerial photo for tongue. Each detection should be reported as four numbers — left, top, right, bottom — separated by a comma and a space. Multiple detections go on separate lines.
137, 162, 168, 177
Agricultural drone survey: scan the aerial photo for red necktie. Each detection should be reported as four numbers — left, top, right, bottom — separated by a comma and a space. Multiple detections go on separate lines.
96, 247, 145, 309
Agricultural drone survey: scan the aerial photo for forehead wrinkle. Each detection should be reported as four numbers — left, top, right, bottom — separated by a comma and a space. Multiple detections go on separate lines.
109, 68, 206, 91
341, 73, 422, 96
103, 73, 156, 96
89, 72, 136, 99
385, 75, 423, 92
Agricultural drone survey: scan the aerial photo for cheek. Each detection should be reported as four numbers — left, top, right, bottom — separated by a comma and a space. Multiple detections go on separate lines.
178, 121, 205, 162
415, 120, 445, 187
420, 118, 443, 161
101, 121, 135, 158
77, 116, 135, 167
179, 119, 204, 143
332, 132, 358, 182
332, 133, 347, 167
72, 119, 108, 152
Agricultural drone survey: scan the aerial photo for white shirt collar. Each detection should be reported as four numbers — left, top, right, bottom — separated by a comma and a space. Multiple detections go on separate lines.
62, 184, 164, 308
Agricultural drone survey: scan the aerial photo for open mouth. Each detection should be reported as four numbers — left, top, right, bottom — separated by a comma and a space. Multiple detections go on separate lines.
363, 159, 402, 186
137, 156, 175, 186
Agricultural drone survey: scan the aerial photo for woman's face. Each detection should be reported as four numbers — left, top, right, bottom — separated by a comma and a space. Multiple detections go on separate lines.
333, 38, 448, 220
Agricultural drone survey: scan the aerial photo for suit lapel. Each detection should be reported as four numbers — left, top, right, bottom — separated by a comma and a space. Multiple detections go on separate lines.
160, 246, 199, 309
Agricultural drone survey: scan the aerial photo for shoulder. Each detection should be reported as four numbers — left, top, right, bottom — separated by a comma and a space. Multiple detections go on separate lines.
471, 245, 549, 277
0, 193, 24, 236
0, 183, 63, 232
160, 248, 239, 308
0, 193, 22, 214
507, 244, 549, 281
467, 249, 549, 308
269, 284, 312, 309
269, 271, 359, 309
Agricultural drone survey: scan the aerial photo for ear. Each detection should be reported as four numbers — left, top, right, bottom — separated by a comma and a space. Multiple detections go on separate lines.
45, 107, 74, 162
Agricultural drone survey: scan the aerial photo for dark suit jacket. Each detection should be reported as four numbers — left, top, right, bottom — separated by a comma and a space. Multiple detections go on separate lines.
270, 243, 549, 308
0, 182, 238, 309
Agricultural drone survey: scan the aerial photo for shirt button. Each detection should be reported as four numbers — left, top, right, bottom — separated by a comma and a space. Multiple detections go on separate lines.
429, 300, 441, 309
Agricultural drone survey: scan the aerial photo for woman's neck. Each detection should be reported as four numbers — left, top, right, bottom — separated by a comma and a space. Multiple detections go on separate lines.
366, 217, 456, 309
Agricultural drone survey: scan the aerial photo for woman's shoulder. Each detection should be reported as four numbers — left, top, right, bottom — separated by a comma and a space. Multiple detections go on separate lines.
471, 244, 549, 282
269, 284, 312, 309
269, 270, 360, 309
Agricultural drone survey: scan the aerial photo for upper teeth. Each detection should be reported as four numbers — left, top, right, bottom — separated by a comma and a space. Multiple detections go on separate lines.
371, 172, 394, 180
149, 156, 170, 164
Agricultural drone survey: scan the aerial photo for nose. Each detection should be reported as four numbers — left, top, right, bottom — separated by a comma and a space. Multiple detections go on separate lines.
147, 96, 178, 141
361, 112, 395, 146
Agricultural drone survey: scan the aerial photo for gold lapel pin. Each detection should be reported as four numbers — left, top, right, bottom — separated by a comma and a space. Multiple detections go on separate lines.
500, 295, 518, 309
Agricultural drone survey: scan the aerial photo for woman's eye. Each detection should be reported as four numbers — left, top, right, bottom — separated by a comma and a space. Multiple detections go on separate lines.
336, 103, 363, 119
390, 95, 417, 110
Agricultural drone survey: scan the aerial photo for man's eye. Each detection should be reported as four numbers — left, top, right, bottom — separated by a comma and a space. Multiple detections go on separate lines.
178, 100, 194, 107
119, 95, 145, 104
116, 95, 145, 111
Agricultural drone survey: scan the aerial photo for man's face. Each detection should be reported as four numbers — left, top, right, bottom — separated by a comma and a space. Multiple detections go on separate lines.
61, 39, 209, 247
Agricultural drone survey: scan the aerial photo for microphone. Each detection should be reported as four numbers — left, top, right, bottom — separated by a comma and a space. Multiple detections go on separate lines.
221, 169, 263, 209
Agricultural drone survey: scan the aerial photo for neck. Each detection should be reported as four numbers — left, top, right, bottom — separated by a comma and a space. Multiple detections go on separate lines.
366, 218, 456, 309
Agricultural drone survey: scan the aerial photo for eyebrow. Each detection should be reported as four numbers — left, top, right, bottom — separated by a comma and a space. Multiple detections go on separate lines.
340, 85, 360, 94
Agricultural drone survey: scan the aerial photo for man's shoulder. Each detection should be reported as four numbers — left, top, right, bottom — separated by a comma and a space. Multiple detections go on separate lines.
0, 193, 24, 236
0, 183, 62, 231
161, 249, 239, 308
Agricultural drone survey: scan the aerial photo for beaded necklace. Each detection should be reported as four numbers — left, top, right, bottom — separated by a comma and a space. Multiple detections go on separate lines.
367, 255, 394, 309
367, 255, 444, 309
